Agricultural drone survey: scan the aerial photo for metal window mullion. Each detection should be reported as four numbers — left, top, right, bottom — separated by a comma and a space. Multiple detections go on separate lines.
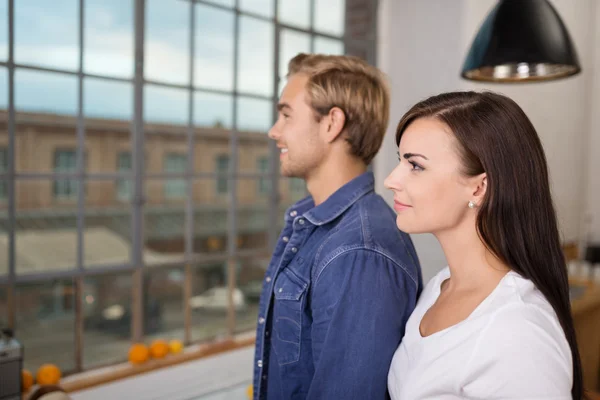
6, 0, 16, 331
268, 6, 280, 252
131, 0, 146, 343
0, 62, 133, 84
74, 0, 86, 373
368, 0, 377, 66
309, 0, 316, 52
184, 0, 196, 346
226, 0, 241, 338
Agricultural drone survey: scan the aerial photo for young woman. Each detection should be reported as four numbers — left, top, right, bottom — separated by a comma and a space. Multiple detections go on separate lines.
385, 91, 583, 399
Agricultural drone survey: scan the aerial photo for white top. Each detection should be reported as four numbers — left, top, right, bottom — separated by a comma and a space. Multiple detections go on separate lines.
388, 267, 573, 400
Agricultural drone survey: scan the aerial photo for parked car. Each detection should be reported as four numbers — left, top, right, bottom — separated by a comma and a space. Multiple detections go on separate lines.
85, 297, 163, 337
240, 280, 263, 302
189, 287, 247, 313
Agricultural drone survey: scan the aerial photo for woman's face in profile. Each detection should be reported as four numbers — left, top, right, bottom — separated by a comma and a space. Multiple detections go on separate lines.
384, 117, 478, 235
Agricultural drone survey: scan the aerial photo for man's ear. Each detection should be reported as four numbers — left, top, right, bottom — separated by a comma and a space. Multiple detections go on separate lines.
322, 106, 346, 143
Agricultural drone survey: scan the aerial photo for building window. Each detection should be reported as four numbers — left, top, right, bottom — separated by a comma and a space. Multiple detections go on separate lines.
216, 154, 229, 194
0, 148, 7, 201
53, 150, 78, 200
257, 156, 270, 195
117, 152, 132, 201
164, 153, 187, 198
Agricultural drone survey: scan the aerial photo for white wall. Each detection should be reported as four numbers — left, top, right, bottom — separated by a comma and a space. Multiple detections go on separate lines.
376, 0, 599, 282
584, 0, 600, 246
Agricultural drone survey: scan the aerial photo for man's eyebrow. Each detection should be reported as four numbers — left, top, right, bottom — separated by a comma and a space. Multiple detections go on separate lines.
277, 103, 292, 112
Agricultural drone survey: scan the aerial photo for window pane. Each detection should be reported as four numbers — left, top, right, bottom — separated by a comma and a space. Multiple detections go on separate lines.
279, 29, 310, 94
203, 0, 234, 7
257, 158, 271, 195
116, 154, 132, 202
0, 0, 7, 60
84, 79, 132, 173
215, 154, 230, 195
0, 210, 6, 276
194, 92, 233, 129
315, 0, 345, 36
85, 78, 133, 121
237, 97, 272, 132
235, 258, 267, 334
0, 286, 6, 329
15, 180, 78, 274
238, 17, 274, 96
144, 85, 189, 125
145, 90, 189, 176
0, 67, 6, 109
238, 179, 268, 251
15, 70, 77, 116
237, 138, 269, 174
164, 153, 187, 199
193, 180, 229, 255
84, 0, 134, 78
54, 149, 79, 201
16, 280, 75, 373
240, 0, 274, 18
194, 5, 234, 91
144, 180, 186, 266
278, 0, 310, 29
84, 180, 133, 267
191, 262, 228, 342
314, 36, 344, 55
15, 0, 78, 70
145, 0, 190, 85
83, 272, 132, 368
145, 266, 184, 341
14, 71, 77, 173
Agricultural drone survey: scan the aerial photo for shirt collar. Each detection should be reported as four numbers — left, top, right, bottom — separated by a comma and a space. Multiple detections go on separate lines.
284, 172, 375, 226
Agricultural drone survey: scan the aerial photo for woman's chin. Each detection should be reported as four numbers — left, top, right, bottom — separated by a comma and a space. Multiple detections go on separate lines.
395, 216, 414, 234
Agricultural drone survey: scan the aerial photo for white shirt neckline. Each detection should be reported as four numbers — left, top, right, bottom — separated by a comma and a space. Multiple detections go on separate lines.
417, 267, 517, 340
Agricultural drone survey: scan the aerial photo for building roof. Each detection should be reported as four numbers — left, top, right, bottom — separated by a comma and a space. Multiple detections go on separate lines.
0, 226, 181, 274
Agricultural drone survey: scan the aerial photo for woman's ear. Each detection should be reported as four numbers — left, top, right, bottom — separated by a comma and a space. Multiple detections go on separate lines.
470, 173, 487, 206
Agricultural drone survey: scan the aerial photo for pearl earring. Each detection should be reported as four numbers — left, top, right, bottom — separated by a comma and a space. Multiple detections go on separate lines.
468, 201, 476, 209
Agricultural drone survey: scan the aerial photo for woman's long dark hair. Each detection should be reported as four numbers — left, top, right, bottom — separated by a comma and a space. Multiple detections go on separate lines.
396, 91, 583, 399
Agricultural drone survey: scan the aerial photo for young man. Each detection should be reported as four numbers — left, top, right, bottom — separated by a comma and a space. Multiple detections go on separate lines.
253, 53, 422, 399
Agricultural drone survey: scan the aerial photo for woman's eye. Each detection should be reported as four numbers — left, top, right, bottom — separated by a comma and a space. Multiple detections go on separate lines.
409, 161, 424, 171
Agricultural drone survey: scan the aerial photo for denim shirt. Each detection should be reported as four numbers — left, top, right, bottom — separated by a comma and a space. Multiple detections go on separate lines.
253, 172, 422, 400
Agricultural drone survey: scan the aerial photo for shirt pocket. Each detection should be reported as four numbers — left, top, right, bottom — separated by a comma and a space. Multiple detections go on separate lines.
271, 268, 308, 366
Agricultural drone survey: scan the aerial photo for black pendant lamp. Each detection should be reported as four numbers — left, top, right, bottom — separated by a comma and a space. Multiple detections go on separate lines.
461, 0, 581, 82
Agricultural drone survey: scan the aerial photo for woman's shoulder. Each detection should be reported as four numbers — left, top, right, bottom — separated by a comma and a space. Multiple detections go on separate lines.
470, 272, 573, 374
461, 277, 573, 397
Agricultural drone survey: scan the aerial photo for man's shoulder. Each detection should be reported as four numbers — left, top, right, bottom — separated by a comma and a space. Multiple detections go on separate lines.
312, 193, 420, 282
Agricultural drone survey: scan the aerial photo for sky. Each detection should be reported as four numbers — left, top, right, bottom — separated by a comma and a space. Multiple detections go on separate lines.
0, 0, 345, 132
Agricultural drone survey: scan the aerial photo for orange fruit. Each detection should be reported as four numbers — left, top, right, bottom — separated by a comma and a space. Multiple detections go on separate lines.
36, 364, 61, 385
168, 339, 183, 354
22, 369, 34, 392
246, 384, 253, 399
128, 343, 150, 364
150, 339, 169, 359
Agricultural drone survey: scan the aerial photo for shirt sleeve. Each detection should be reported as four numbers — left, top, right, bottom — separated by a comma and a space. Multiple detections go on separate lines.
306, 249, 418, 400
460, 304, 573, 399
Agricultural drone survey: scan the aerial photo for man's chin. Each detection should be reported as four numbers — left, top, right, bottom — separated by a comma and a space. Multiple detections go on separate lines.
280, 168, 302, 179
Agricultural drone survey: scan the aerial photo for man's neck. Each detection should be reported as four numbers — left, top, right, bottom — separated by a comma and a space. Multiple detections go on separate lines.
306, 158, 367, 206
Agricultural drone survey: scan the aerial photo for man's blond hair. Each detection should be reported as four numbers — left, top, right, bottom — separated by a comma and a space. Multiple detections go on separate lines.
287, 53, 390, 165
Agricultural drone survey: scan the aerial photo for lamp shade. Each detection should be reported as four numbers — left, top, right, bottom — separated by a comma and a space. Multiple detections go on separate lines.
461, 0, 581, 82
